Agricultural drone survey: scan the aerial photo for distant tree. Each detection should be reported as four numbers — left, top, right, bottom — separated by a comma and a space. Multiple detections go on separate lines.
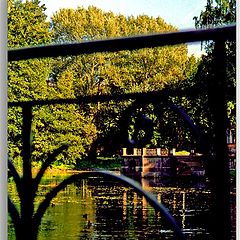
194, 0, 236, 33
193, 0, 236, 131
8, 2, 202, 167
51, 6, 189, 95
8, 1, 96, 166
51, 6, 199, 157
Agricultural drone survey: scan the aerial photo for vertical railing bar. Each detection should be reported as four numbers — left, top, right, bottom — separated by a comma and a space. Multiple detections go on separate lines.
208, 39, 231, 239
22, 103, 33, 180
22, 102, 33, 184
20, 102, 34, 239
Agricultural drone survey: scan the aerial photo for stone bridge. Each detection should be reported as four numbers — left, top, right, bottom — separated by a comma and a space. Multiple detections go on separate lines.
121, 148, 205, 178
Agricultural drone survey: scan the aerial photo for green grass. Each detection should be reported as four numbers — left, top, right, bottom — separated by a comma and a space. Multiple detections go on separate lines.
75, 157, 122, 171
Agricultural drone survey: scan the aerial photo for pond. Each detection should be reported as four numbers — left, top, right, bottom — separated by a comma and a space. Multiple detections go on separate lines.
8, 172, 236, 240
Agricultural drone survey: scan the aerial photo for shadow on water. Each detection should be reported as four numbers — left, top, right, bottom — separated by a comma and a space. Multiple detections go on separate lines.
8, 173, 236, 240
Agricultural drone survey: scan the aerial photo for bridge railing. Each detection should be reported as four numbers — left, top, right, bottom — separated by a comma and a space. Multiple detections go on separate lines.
8, 25, 236, 240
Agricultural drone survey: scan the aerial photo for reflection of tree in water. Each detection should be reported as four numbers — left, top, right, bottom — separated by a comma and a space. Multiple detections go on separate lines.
86, 178, 216, 239
88, 180, 167, 239
94, 189, 125, 237
9, 176, 231, 240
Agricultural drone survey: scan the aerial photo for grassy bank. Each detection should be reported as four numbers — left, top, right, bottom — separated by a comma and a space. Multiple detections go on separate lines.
9, 157, 123, 178
75, 157, 122, 171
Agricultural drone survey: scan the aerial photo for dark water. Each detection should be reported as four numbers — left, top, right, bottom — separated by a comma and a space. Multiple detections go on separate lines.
8, 173, 236, 240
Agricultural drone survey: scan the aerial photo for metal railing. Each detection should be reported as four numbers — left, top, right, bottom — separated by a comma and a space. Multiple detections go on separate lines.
8, 25, 236, 240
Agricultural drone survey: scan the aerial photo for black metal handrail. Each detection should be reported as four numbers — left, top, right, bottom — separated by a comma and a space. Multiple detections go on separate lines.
7, 87, 197, 107
8, 24, 236, 240
9, 25, 235, 61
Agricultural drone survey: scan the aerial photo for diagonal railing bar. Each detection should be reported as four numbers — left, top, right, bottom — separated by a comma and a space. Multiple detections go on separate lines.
169, 103, 208, 152
33, 171, 186, 240
8, 160, 21, 188
8, 197, 21, 235
8, 25, 235, 61
33, 144, 69, 194
168, 102, 212, 179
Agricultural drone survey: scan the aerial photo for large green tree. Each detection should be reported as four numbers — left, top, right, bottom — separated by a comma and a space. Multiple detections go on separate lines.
8, 0, 96, 166
50, 6, 199, 157
51, 7, 189, 95
8, 0, 52, 166
8, 2, 201, 166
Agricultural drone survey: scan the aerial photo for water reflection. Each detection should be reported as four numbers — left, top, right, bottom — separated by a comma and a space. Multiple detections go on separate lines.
8, 174, 235, 240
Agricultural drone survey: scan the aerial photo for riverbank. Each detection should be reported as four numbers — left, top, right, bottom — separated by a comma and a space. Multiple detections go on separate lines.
9, 158, 235, 191
9, 157, 122, 179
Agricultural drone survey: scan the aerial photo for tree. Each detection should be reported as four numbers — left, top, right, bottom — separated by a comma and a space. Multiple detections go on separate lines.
193, 0, 236, 131
193, 3, 236, 239
8, 1, 96, 166
194, 0, 236, 31
8, 0, 52, 166
8, 3, 200, 166
50, 6, 199, 157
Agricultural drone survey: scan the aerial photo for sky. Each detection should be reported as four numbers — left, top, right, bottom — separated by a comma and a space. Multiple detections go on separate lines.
40, 0, 208, 57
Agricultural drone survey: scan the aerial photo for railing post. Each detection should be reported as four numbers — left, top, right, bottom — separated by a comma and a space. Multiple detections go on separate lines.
20, 102, 34, 240
208, 39, 231, 240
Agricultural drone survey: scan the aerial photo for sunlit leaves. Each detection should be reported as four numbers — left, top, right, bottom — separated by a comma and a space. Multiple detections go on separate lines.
50, 6, 200, 156
8, 2, 202, 166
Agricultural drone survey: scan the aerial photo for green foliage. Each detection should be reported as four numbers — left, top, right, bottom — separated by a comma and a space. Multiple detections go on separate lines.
75, 157, 122, 170
50, 6, 199, 156
31, 104, 97, 164
8, 1, 97, 166
8, 0, 52, 167
194, 0, 236, 31
8, 3, 201, 166
175, 150, 190, 156
193, 0, 236, 131
8, 0, 51, 48
51, 6, 189, 96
